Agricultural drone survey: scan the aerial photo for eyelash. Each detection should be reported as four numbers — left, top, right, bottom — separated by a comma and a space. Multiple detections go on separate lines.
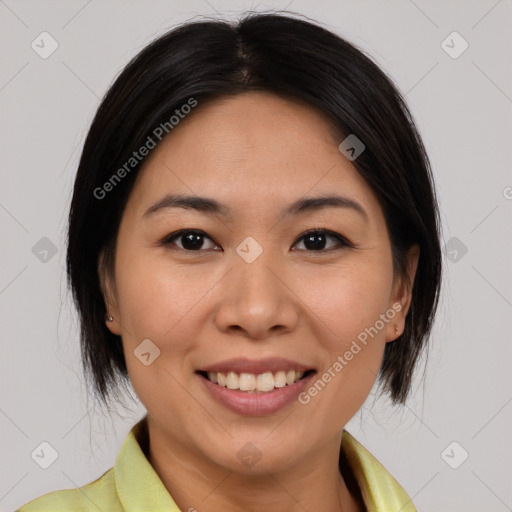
160, 228, 353, 253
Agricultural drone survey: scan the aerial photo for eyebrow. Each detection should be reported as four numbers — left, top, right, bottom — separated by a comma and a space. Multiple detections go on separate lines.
143, 193, 369, 223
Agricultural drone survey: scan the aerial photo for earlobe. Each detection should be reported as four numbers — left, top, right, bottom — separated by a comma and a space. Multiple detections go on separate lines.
395, 244, 420, 316
104, 312, 121, 335
98, 249, 121, 335
386, 245, 420, 342
104, 314, 121, 335
385, 301, 404, 342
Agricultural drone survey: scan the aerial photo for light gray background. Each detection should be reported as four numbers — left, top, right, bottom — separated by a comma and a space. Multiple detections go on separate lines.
1, 1, 511, 511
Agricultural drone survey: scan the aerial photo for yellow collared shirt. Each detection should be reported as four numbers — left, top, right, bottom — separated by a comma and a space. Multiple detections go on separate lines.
18, 418, 416, 512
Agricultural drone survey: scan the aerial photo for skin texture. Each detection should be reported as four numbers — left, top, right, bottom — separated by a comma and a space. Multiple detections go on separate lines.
100, 91, 419, 512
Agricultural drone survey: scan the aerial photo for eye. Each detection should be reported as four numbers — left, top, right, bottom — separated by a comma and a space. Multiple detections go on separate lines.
160, 228, 351, 253
161, 229, 220, 252
292, 229, 352, 252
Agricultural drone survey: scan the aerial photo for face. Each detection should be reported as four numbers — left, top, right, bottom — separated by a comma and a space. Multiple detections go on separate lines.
100, 91, 418, 474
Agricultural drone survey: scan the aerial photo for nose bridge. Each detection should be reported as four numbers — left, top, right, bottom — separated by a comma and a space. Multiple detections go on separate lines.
234, 242, 284, 307
214, 241, 298, 337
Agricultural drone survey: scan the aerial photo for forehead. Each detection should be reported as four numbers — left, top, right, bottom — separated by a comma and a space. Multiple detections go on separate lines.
125, 92, 383, 225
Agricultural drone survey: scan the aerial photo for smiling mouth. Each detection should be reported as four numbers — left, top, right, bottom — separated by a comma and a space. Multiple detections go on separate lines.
197, 369, 316, 393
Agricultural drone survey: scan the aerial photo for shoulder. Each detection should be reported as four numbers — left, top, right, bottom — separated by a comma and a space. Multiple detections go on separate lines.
16, 467, 122, 512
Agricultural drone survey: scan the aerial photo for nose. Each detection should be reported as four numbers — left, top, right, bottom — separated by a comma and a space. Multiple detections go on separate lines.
213, 249, 300, 340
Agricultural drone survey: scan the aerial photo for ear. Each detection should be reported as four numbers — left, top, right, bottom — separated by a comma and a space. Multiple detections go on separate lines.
98, 248, 122, 335
385, 244, 420, 342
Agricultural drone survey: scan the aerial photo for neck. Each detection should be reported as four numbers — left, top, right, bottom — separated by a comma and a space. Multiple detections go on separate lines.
145, 417, 364, 512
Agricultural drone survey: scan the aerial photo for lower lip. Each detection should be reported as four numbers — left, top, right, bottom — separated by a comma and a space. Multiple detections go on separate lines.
198, 372, 316, 417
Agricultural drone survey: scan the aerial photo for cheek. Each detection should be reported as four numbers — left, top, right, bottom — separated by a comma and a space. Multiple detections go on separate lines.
296, 260, 393, 414
114, 255, 206, 412
304, 261, 393, 346
115, 252, 206, 344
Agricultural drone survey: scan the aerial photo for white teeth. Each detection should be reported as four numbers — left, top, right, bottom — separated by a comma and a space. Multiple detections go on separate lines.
217, 372, 226, 387
274, 371, 287, 388
226, 371, 238, 390
205, 369, 307, 392
239, 373, 256, 391
256, 372, 274, 392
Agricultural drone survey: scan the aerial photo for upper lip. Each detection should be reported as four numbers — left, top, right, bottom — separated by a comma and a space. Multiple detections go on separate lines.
198, 357, 315, 375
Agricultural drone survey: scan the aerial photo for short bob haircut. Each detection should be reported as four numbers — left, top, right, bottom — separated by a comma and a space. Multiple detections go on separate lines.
66, 12, 442, 407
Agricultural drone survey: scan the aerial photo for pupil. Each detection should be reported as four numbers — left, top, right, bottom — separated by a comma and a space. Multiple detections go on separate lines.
305, 233, 325, 250
183, 233, 203, 250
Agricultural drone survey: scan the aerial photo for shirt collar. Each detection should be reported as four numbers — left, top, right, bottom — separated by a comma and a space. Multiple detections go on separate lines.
341, 430, 416, 511
114, 417, 181, 512
114, 416, 416, 512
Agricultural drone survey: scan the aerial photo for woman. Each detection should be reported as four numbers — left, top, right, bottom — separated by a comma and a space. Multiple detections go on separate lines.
18, 11, 441, 512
